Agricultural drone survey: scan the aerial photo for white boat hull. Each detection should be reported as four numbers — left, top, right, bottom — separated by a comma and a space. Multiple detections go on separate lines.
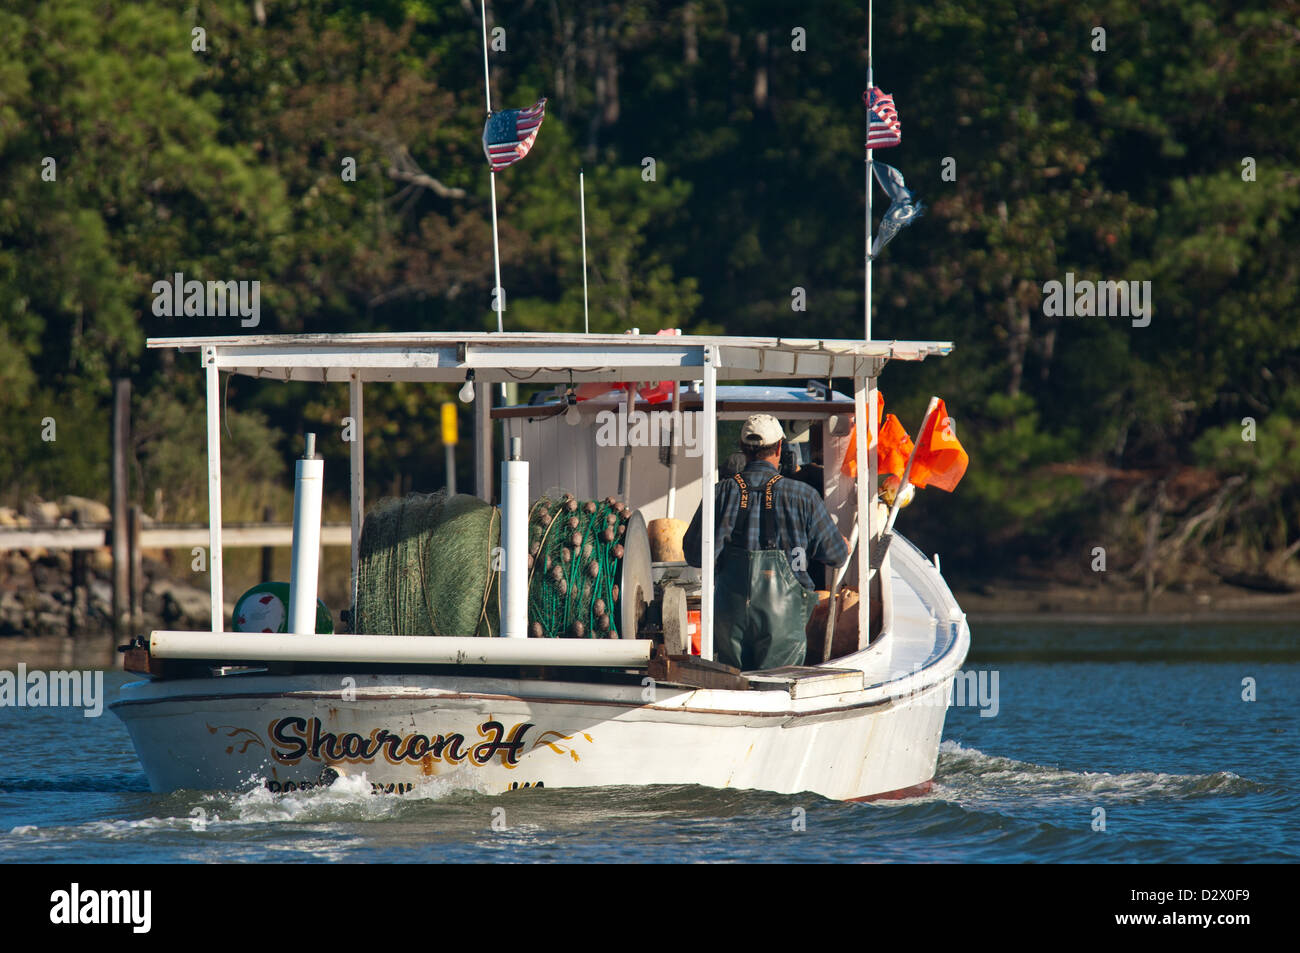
113, 671, 956, 800
112, 535, 969, 801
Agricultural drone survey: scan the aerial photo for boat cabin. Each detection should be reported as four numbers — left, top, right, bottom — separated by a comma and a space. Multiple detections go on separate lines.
135, 330, 953, 681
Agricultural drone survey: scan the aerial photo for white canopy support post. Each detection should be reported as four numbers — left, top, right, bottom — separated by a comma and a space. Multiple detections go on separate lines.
855, 372, 871, 650
700, 352, 718, 662
204, 349, 224, 633
348, 372, 364, 620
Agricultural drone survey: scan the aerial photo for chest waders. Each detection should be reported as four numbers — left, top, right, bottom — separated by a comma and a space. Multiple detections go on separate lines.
714, 472, 813, 671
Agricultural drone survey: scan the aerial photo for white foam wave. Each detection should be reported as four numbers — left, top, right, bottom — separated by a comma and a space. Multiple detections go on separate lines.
5, 814, 192, 843
0, 769, 496, 850
935, 740, 1254, 801
194, 768, 494, 826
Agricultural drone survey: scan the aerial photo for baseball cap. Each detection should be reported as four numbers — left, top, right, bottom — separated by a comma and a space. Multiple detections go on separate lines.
740, 414, 785, 447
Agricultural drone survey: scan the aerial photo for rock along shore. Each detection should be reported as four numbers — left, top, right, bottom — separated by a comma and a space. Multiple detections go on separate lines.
0, 497, 212, 638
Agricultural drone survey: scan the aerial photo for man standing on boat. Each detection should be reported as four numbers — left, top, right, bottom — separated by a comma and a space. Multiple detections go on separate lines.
683, 414, 849, 671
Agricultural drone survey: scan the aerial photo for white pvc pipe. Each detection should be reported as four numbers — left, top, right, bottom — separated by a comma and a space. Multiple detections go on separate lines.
500, 438, 529, 638
288, 436, 324, 635
204, 354, 224, 633
150, 631, 652, 667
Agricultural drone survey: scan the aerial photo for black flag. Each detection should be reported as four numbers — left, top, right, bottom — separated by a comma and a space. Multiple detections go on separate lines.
870, 162, 924, 258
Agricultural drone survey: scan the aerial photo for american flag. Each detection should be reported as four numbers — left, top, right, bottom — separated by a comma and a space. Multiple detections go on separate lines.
864, 87, 901, 150
482, 98, 547, 171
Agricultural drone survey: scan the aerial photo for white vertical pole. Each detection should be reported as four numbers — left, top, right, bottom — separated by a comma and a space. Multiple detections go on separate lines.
489, 173, 504, 335
865, 0, 874, 342
701, 351, 717, 662
289, 434, 324, 635
580, 170, 590, 334
349, 372, 364, 622
860, 7, 876, 647
482, 0, 504, 335
204, 350, 224, 632
480, 0, 493, 115
854, 372, 871, 650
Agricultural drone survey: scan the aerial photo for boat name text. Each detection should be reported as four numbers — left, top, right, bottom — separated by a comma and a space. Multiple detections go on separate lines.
269, 717, 534, 767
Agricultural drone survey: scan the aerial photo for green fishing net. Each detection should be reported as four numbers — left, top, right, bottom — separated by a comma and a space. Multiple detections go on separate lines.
354, 490, 631, 639
527, 493, 630, 639
354, 491, 500, 637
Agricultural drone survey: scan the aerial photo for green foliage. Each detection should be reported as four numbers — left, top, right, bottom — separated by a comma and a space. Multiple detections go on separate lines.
1194, 395, 1300, 554
0, 387, 109, 506
0, 0, 1296, 577
132, 388, 288, 523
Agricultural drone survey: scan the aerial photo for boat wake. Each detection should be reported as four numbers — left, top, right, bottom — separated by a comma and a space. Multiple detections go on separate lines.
1, 770, 495, 855
183, 769, 496, 827
932, 740, 1265, 803
2, 743, 1284, 863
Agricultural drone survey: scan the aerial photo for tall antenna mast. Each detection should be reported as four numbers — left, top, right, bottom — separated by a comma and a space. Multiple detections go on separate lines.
865, 0, 874, 341
580, 169, 590, 334
481, 0, 504, 335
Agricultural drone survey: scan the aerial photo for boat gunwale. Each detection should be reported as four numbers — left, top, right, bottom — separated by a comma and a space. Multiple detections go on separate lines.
107, 675, 955, 724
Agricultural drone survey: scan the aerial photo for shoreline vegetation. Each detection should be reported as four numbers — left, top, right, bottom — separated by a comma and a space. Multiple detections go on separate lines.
2, 496, 1294, 650
953, 580, 1300, 623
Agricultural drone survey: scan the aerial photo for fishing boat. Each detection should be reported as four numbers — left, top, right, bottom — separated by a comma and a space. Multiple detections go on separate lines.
111, 0, 969, 802
111, 331, 969, 801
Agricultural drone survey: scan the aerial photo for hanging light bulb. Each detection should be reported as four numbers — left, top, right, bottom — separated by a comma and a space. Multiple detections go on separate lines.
458, 370, 475, 403
564, 392, 581, 426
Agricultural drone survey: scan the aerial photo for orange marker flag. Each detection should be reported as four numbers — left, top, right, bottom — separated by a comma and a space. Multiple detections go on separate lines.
841, 393, 915, 479
908, 398, 968, 492
878, 413, 914, 478
840, 393, 881, 478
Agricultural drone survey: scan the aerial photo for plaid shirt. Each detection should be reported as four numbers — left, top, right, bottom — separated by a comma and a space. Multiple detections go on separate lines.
683, 460, 849, 590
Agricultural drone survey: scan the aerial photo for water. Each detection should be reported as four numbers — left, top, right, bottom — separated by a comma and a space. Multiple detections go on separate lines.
1, 622, 1295, 862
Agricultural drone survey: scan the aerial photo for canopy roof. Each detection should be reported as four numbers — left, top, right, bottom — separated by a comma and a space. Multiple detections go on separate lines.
147, 332, 953, 383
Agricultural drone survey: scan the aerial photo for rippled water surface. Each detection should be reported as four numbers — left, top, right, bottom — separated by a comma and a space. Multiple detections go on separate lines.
1, 622, 1295, 862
